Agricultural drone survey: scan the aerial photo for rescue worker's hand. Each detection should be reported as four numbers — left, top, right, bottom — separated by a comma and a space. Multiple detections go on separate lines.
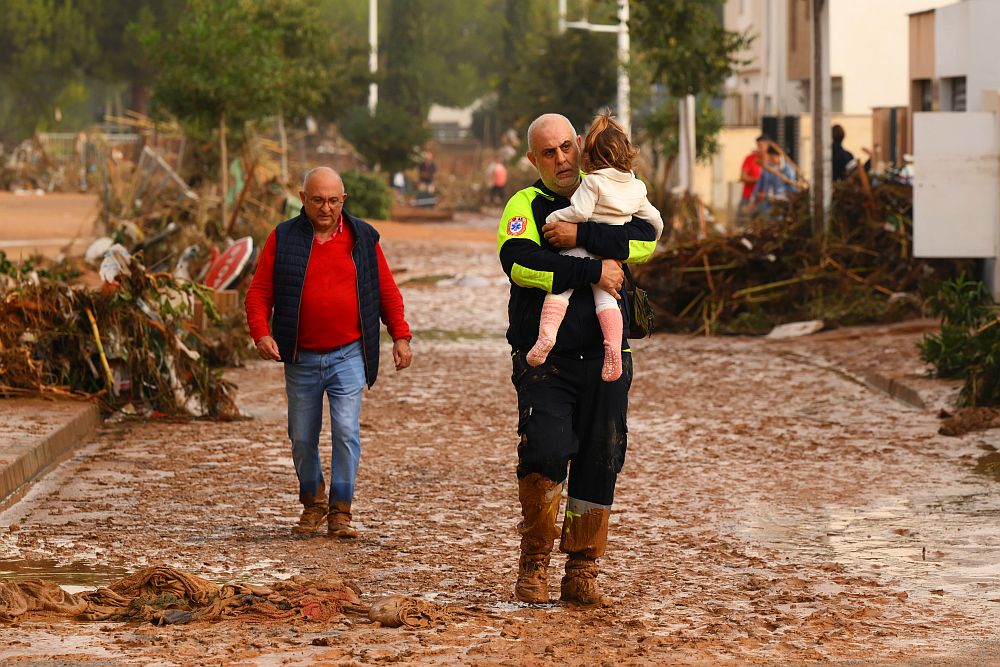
542, 220, 578, 248
255, 335, 281, 361
393, 338, 412, 371
596, 259, 624, 299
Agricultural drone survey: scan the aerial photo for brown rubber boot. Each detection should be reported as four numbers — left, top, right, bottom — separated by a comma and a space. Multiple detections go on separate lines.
327, 500, 358, 539
559, 500, 611, 606
292, 489, 328, 536
514, 473, 563, 604
560, 555, 607, 606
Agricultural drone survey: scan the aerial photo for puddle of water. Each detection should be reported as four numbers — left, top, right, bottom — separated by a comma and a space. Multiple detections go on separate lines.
0, 558, 130, 588
736, 470, 1000, 620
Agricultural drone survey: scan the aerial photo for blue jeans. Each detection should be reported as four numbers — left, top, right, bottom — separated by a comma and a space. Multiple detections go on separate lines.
283, 341, 366, 504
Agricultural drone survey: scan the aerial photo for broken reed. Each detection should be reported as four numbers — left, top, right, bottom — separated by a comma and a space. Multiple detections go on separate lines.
0, 252, 239, 418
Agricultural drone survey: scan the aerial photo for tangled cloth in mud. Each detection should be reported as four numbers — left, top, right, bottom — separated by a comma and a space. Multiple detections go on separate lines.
0, 566, 365, 625
0, 580, 88, 622
368, 595, 453, 628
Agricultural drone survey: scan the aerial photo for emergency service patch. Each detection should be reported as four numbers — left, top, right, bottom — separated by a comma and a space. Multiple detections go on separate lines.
506, 216, 528, 236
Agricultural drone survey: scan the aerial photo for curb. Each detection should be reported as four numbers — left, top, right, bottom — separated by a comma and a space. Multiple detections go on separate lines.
854, 369, 926, 410
0, 400, 102, 508
776, 350, 928, 411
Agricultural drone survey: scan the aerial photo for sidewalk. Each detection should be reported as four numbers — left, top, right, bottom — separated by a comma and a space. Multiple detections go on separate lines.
0, 398, 101, 508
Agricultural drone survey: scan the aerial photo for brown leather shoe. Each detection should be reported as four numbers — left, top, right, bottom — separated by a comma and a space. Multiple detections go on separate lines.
292, 490, 328, 536
327, 501, 358, 539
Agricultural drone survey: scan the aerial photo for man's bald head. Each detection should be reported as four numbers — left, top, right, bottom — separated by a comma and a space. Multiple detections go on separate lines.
302, 166, 343, 192
526, 113, 576, 154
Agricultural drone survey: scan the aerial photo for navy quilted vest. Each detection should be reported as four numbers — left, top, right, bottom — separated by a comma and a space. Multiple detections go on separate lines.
271, 211, 382, 387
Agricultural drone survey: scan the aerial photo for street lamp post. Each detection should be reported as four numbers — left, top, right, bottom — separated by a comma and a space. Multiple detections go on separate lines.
560, 0, 631, 137
368, 0, 378, 114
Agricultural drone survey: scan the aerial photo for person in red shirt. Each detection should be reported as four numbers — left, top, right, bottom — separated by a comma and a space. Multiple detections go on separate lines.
738, 135, 768, 223
245, 166, 412, 539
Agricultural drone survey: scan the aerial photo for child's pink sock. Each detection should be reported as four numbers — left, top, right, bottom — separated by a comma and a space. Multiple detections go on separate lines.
526, 298, 568, 366
597, 308, 623, 382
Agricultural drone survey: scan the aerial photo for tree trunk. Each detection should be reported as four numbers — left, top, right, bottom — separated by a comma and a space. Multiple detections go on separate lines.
277, 113, 289, 186
130, 82, 150, 116
220, 113, 228, 234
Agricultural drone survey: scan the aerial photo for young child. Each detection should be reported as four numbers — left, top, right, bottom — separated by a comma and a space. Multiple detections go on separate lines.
525, 112, 663, 381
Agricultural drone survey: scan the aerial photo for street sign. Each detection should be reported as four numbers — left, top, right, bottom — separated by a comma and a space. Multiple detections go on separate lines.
203, 236, 254, 290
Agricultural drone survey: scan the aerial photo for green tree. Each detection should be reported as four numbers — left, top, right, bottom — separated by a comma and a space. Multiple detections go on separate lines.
145, 0, 345, 227
77, 0, 185, 115
630, 0, 752, 207
342, 104, 430, 175
0, 0, 96, 142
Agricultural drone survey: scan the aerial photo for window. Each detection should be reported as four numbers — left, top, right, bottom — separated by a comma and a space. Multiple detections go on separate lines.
951, 76, 967, 112
831, 77, 843, 113
913, 79, 933, 111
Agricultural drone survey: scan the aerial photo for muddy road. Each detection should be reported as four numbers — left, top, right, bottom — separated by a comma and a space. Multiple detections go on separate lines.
2, 215, 1000, 665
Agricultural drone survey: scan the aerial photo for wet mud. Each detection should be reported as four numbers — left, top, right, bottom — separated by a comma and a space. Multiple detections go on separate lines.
1, 216, 1000, 664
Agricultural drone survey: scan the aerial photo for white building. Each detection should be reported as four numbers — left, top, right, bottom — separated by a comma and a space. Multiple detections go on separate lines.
910, 0, 1000, 112
724, 0, 954, 125
910, 0, 1000, 296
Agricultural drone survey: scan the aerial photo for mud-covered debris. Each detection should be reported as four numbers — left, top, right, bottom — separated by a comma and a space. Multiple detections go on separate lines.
637, 181, 974, 335
368, 595, 452, 628
0, 566, 366, 625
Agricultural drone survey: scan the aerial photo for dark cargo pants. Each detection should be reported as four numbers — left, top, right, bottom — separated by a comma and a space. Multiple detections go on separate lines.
511, 349, 631, 556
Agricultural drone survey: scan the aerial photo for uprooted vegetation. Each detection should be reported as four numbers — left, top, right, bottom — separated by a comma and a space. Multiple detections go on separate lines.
0, 250, 239, 418
635, 180, 975, 335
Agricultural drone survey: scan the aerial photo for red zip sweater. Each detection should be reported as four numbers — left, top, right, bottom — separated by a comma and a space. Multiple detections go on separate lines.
245, 216, 411, 350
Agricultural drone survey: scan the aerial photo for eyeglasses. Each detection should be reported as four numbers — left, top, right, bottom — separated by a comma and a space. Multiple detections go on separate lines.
307, 195, 346, 208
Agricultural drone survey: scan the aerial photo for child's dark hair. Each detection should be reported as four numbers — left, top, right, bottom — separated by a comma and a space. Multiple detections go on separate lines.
583, 111, 638, 173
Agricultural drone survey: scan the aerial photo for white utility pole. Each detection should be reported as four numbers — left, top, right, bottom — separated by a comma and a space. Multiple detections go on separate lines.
810, 0, 831, 238
678, 94, 696, 192
368, 0, 378, 114
560, 0, 631, 137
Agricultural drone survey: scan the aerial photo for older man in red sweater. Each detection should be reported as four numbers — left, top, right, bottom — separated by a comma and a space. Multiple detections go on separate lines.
245, 166, 412, 539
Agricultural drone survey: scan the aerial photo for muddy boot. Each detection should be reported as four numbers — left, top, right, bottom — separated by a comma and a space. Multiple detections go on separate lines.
559, 499, 611, 606
514, 473, 563, 604
327, 500, 358, 539
560, 555, 607, 606
292, 489, 328, 536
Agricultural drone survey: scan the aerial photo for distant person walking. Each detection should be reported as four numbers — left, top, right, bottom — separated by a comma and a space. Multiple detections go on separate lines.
418, 152, 437, 194
245, 166, 413, 539
487, 155, 508, 205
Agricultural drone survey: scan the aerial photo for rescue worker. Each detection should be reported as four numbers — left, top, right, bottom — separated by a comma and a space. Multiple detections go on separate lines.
497, 113, 661, 605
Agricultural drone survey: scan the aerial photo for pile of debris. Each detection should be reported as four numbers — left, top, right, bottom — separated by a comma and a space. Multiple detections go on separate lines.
0, 565, 456, 629
0, 115, 308, 415
636, 180, 975, 334
0, 249, 239, 418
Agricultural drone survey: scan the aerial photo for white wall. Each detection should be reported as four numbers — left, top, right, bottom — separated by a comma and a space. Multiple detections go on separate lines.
934, 0, 970, 80
912, 111, 997, 258
965, 0, 1000, 112
830, 0, 955, 114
